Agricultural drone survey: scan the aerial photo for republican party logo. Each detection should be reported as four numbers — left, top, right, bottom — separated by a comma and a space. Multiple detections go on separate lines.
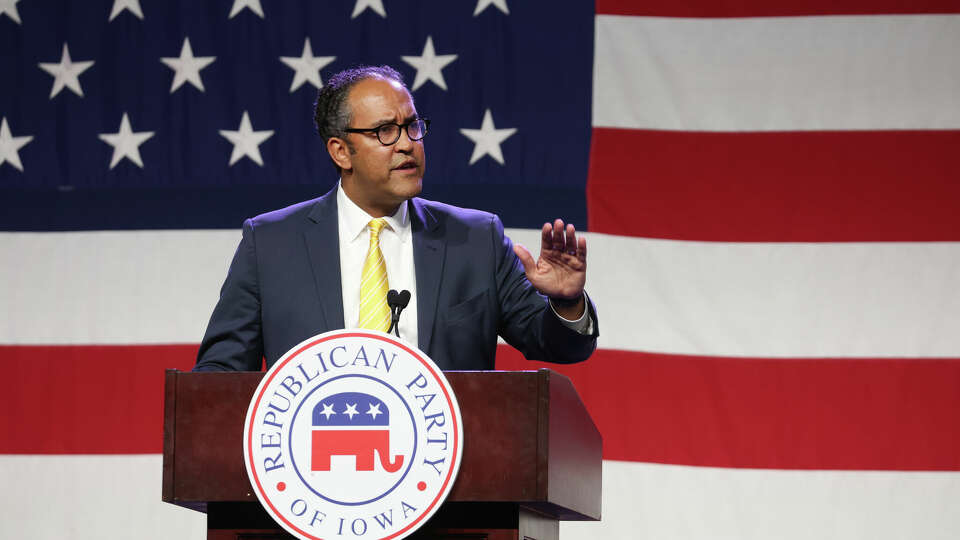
244, 330, 463, 540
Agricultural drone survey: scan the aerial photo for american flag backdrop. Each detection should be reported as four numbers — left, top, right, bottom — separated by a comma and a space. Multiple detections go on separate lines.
2, 1, 960, 538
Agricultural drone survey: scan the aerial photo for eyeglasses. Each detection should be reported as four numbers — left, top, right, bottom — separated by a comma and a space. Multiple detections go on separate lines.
343, 118, 430, 146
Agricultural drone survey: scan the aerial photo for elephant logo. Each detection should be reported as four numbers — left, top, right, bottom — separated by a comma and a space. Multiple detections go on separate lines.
310, 392, 405, 473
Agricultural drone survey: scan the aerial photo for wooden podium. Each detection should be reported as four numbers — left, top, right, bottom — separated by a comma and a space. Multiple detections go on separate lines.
162, 369, 601, 539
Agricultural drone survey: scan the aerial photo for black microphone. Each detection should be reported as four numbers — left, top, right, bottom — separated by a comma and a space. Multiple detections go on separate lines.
387, 289, 411, 338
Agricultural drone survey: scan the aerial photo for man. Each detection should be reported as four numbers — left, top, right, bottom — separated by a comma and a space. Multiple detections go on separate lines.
194, 65, 597, 371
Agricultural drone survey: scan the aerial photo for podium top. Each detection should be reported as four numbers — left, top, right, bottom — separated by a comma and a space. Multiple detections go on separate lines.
163, 368, 601, 521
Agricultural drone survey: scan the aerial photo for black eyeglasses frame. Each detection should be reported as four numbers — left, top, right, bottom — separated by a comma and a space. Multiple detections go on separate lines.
343, 118, 430, 146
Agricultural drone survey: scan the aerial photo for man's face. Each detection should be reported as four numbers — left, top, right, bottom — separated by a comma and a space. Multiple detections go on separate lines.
338, 77, 425, 217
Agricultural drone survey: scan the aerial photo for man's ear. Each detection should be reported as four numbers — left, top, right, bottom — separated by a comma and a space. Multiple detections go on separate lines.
327, 137, 352, 171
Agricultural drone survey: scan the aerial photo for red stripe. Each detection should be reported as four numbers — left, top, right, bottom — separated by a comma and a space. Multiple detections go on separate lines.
5, 344, 960, 471
596, 0, 960, 17
1, 345, 196, 454
587, 128, 960, 241
497, 347, 960, 471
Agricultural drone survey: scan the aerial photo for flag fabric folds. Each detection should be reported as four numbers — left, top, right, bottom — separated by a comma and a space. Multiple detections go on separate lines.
2, 1, 959, 539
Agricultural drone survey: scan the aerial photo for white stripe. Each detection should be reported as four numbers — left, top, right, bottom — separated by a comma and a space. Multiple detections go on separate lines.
0, 455, 205, 540
357, 302, 390, 330
506, 229, 960, 358
360, 271, 388, 296
359, 251, 386, 288
357, 311, 376, 328
3, 230, 959, 358
561, 461, 960, 540
594, 14, 960, 131
0, 230, 237, 345
2, 456, 956, 540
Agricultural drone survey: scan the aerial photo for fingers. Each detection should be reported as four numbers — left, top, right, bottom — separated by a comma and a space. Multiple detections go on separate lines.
552, 219, 565, 251
513, 244, 536, 273
543, 219, 586, 258
565, 223, 578, 256
541, 222, 553, 252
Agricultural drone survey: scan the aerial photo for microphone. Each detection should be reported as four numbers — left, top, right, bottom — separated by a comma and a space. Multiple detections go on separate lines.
387, 289, 411, 338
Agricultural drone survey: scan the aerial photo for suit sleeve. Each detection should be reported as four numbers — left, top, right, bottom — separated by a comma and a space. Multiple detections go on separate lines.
492, 215, 599, 364
193, 218, 264, 371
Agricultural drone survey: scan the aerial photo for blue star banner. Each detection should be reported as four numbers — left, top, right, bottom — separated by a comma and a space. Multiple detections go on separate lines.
0, 0, 593, 231
312, 393, 390, 427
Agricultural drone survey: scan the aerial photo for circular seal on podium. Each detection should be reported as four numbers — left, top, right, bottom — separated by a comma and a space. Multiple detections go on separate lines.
244, 330, 463, 540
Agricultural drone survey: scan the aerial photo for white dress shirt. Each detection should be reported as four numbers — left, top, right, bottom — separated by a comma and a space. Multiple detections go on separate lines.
337, 184, 420, 345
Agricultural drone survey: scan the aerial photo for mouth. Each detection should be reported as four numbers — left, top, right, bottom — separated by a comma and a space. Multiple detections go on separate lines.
392, 160, 418, 171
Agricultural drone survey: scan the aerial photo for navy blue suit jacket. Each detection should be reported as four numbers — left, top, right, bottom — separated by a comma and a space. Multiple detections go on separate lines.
194, 188, 598, 371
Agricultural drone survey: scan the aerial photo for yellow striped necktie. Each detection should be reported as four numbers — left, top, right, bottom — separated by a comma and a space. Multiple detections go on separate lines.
358, 218, 391, 332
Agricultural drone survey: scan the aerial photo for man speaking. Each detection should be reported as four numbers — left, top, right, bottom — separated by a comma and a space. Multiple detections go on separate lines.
194, 66, 598, 372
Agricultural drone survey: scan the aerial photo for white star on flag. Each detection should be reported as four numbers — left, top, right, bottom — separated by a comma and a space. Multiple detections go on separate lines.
219, 111, 274, 167
351, 0, 385, 19
474, 0, 509, 16
0, 0, 22, 24
160, 37, 216, 93
98, 113, 155, 170
343, 403, 359, 419
366, 403, 382, 419
459, 109, 517, 165
319, 403, 336, 420
38, 43, 95, 99
229, 0, 264, 19
401, 36, 457, 91
279, 38, 335, 92
0, 117, 34, 172
109, 0, 144, 21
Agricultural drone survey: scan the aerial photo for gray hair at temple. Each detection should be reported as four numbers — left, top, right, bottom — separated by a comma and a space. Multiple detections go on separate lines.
313, 65, 406, 170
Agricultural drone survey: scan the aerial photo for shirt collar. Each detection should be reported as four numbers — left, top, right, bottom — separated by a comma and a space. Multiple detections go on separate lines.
337, 181, 410, 243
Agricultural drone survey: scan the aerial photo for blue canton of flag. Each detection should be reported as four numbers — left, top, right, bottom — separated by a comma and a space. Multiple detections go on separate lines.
0, 0, 594, 231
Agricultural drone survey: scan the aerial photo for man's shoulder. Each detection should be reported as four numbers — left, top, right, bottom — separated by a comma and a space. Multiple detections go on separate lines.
245, 190, 335, 231
411, 197, 498, 230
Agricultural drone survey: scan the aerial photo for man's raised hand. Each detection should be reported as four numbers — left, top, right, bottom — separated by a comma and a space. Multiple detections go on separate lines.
512, 219, 587, 319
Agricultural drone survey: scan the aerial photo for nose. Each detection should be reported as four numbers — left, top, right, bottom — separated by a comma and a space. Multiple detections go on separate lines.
393, 128, 414, 153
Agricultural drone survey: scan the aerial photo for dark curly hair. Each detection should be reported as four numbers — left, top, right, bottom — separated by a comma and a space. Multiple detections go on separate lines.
314, 65, 406, 172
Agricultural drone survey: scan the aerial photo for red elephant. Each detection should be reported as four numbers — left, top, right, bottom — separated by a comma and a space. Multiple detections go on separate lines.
311, 429, 404, 472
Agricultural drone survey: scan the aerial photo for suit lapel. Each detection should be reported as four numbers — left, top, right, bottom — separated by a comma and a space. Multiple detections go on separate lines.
303, 188, 345, 331
411, 199, 445, 353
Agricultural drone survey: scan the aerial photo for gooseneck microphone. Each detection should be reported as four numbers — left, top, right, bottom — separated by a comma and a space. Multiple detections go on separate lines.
387, 289, 411, 338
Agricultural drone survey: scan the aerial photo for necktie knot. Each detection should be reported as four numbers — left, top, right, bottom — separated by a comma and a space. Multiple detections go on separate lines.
368, 218, 387, 242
